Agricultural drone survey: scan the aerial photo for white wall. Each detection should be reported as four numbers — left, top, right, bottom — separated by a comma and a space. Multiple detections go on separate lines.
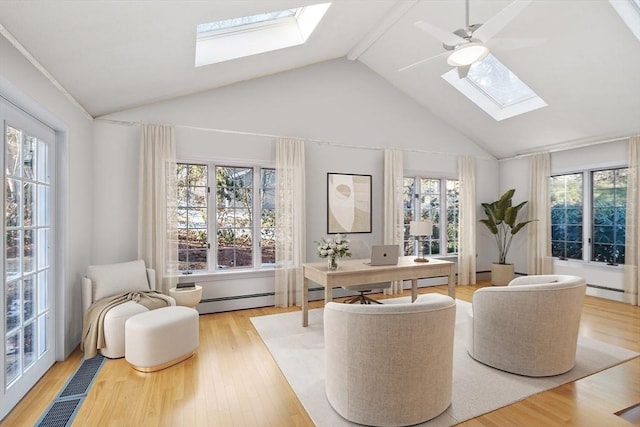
499, 139, 629, 300
97, 58, 499, 312
0, 35, 94, 358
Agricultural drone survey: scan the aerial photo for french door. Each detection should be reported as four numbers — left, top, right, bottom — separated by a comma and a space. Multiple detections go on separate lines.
0, 98, 55, 419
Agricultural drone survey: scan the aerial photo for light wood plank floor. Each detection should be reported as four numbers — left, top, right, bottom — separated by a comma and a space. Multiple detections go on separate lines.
2, 283, 639, 426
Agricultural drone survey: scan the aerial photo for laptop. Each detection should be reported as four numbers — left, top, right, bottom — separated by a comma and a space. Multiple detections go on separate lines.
367, 245, 400, 266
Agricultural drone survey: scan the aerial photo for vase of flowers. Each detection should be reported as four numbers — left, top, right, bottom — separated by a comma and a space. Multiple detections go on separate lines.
317, 233, 351, 270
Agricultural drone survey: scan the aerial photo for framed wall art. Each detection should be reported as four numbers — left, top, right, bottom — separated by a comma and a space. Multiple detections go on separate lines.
327, 173, 372, 234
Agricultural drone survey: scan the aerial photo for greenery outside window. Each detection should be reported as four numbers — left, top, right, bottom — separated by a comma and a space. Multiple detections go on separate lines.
403, 177, 459, 257
177, 163, 208, 271
550, 167, 627, 265
550, 173, 583, 260
176, 162, 275, 272
592, 168, 627, 264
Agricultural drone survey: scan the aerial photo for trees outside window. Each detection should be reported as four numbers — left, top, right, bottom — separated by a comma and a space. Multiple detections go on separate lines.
176, 163, 275, 272
403, 176, 459, 257
550, 167, 627, 264
551, 173, 583, 260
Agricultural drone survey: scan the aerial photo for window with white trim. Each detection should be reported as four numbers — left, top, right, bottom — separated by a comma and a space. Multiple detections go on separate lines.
550, 167, 627, 264
403, 176, 459, 257
176, 162, 275, 272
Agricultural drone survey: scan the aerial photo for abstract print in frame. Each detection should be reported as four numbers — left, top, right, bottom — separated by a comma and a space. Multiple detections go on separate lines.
327, 173, 372, 234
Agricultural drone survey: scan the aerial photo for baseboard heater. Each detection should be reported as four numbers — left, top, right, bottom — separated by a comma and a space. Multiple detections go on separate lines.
199, 287, 325, 304
586, 283, 624, 293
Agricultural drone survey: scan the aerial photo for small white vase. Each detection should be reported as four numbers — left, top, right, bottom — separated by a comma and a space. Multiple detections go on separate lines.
328, 256, 338, 270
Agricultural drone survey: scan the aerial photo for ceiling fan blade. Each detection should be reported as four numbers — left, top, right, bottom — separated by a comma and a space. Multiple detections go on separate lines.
472, 0, 532, 42
457, 65, 472, 79
398, 51, 448, 72
414, 20, 467, 47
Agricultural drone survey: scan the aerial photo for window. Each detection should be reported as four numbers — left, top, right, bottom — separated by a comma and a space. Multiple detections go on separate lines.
551, 173, 583, 260
403, 177, 459, 257
177, 163, 208, 271
195, 3, 331, 66
176, 163, 275, 272
442, 54, 547, 121
609, 0, 640, 42
592, 168, 627, 264
550, 167, 627, 264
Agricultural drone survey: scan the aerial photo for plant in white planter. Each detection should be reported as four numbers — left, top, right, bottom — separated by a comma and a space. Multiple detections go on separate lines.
479, 189, 535, 285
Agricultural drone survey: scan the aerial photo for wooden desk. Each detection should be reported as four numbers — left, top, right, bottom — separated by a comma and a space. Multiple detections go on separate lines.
302, 256, 455, 326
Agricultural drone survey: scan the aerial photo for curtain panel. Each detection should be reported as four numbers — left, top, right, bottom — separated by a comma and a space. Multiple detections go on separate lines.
624, 135, 640, 305
275, 138, 306, 307
527, 152, 553, 275
457, 156, 476, 285
137, 124, 178, 294
383, 149, 404, 294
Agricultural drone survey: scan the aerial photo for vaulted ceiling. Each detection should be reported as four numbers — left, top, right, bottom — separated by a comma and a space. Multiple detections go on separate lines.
1, 0, 639, 159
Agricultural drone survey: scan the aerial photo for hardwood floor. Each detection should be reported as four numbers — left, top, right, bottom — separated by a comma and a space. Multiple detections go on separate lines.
2, 283, 639, 427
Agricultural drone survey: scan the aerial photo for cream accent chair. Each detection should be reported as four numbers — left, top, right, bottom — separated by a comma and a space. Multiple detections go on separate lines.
467, 274, 586, 377
82, 259, 175, 359
324, 293, 456, 426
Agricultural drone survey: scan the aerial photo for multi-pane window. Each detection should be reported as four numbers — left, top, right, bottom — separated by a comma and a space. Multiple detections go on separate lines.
4, 120, 52, 389
592, 168, 627, 264
550, 167, 627, 264
216, 166, 253, 268
551, 173, 583, 260
403, 177, 459, 257
260, 169, 276, 266
177, 164, 208, 271
176, 163, 275, 272
445, 180, 460, 254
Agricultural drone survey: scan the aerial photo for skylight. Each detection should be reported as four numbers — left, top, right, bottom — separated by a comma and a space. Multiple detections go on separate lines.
609, 0, 640, 42
442, 54, 547, 121
196, 9, 298, 34
195, 3, 331, 67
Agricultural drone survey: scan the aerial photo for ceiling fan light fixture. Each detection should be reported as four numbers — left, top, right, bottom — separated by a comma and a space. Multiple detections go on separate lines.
447, 42, 489, 67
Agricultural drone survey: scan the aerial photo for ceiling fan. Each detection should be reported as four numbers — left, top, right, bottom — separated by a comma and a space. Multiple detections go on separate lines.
399, 0, 532, 78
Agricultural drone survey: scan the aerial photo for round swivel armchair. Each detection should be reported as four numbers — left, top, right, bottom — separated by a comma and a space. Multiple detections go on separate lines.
324, 293, 456, 426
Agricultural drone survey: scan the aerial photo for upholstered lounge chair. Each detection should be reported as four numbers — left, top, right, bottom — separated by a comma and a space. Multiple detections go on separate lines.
82, 259, 175, 358
324, 293, 456, 426
466, 274, 586, 377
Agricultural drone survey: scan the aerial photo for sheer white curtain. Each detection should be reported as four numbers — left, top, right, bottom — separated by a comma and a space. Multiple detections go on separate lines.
137, 124, 178, 294
624, 135, 640, 305
275, 137, 306, 307
383, 149, 404, 295
527, 152, 553, 274
457, 156, 476, 285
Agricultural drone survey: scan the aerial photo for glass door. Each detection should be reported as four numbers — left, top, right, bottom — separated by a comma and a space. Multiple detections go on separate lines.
0, 98, 55, 418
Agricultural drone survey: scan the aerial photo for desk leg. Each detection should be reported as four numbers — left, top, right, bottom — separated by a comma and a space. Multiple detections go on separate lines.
448, 265, 456, 298
302, 277, 309, 327
411, 279, 418, 302
325, 285, 333, 305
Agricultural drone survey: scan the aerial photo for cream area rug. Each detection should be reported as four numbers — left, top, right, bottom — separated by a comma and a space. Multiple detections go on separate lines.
250, 299, 639, 427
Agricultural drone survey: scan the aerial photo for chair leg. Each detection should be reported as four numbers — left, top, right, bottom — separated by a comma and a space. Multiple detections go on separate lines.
344, 291, 382, 304
344, 295, 362, 304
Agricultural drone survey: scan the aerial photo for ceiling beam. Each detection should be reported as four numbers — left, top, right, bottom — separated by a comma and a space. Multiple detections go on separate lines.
347, 0, 418, 61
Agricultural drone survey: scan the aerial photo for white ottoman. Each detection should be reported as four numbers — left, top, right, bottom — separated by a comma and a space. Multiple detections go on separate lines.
125, 306, 199, 372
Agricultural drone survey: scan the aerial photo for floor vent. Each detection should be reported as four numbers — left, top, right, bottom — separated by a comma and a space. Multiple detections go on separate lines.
36, 355, 105, 427
37, 398, 82, 427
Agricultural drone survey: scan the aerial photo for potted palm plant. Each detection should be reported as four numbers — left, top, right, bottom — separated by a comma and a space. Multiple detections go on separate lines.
479, 189, 535, 285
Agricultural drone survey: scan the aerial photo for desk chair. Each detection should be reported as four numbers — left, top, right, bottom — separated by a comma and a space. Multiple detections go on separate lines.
342, 283, 391, 304
341, 240, 392, 304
